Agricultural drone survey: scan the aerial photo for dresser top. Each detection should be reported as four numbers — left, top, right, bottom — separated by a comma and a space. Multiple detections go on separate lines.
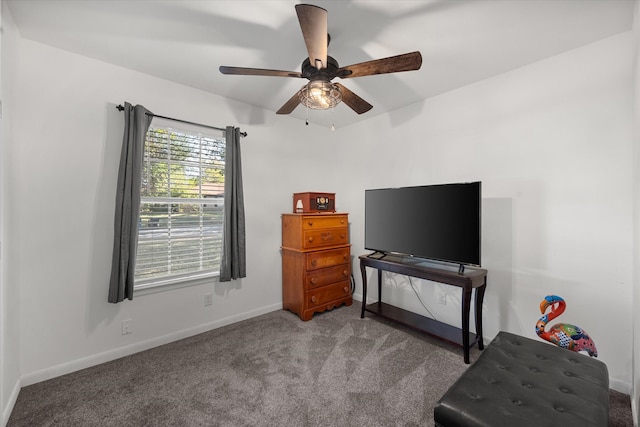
282, 212, 348, 217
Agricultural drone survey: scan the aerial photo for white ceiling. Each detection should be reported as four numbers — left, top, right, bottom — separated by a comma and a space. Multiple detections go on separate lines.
6, 0, 636, 129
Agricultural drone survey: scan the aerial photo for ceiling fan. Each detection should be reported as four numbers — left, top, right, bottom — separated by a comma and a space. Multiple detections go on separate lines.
219, 4, 422, 115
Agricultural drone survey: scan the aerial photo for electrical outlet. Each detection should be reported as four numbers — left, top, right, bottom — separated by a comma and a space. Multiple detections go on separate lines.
121, 319, 132, 335
204, 293, 213, 306
438, 293, 447, 305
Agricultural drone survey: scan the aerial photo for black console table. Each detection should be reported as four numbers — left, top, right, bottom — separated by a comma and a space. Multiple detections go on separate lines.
359, 254, 487, 364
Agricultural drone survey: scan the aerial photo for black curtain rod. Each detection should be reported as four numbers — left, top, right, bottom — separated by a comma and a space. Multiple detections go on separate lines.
116, 104, 247, 137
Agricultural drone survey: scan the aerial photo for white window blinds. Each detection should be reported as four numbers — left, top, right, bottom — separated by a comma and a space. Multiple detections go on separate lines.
135, 121, 225, 285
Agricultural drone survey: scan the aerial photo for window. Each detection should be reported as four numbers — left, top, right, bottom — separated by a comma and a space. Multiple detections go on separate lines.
134, 119, 225, 289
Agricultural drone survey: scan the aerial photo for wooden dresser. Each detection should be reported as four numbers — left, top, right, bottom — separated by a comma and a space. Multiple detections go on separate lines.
281, 213, 352, 321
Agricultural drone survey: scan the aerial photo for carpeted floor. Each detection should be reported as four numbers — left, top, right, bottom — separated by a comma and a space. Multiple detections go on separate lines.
7, 303, 633, 426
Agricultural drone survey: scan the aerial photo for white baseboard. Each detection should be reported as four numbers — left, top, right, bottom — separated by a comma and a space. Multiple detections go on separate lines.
632, 390, 638, 427
15, 298, 633, 419
609, 377, 632, 395
2, 376, 21, 427
354, 292, 632, 397
20, 303, 282, 387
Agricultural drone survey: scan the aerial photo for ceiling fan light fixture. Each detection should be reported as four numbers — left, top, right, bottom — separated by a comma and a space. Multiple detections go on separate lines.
299, 80, 342, 110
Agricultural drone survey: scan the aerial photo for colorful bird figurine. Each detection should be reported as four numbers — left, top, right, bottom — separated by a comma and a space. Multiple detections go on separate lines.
535, 295, 598, 357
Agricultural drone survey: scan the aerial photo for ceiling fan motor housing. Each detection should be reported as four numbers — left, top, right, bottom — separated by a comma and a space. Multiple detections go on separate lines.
301, 56, 344, 81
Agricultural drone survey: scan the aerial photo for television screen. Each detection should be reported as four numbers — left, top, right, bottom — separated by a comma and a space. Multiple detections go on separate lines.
364, 182, 481, 266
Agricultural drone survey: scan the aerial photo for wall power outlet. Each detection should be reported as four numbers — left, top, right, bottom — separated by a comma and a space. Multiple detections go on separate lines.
438, 292, 447, 305
121, 319, 133, 335
204, 293, 213, 306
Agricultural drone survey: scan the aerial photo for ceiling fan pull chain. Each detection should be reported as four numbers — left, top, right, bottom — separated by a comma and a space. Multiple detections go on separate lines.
330, 106, 335, 131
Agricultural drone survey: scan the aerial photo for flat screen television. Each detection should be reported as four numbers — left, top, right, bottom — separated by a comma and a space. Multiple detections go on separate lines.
364, 182, 481, 268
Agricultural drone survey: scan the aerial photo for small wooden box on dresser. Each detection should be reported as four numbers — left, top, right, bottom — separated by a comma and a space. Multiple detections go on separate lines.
281, 213, 352, 321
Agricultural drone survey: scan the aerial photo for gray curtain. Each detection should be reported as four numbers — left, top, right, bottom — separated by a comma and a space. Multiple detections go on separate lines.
108, 103, 153, 303
220, 126, 246, 281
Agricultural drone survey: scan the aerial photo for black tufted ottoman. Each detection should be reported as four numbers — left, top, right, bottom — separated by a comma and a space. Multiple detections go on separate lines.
434, 331, 609, 427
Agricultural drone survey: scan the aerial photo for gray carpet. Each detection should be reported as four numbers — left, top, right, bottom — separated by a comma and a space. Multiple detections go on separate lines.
7, 303, 633, 426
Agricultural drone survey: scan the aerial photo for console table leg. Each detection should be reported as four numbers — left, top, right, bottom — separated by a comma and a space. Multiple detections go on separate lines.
475, 282, 487, 350
360, 264, 368, 319
462, 286, 472, 364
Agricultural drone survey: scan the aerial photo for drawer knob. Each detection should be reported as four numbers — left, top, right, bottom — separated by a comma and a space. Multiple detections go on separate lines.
308, 237, 314, 243
311, 259, 317, 267
310, 277, 317, 284
340, 233, 346, 239
340, 219, 345, 224
343, 270, 348, 277
343, 286, 349, 293
308, 221, 314, 227
311, 296, 317, 303
343, 255, 348, 261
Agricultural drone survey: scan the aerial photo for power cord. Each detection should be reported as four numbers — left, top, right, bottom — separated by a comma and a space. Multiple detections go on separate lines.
408, 276, 437, 320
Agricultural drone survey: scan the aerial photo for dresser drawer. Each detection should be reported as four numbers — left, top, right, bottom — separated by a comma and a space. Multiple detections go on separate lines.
301, 214, 348, 230
282, 213, 349, 251
306, 265, 351, 289
303, 227, 348, 250
306, 281, 351, 308
306, 247, 350, 271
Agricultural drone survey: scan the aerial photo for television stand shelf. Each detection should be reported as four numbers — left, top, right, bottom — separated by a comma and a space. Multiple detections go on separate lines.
359, 254, 487, 364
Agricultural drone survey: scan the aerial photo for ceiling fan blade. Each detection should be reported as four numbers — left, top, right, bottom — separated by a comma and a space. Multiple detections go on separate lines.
276, 90, 302, 115
219, 66, 302, 78
337, 51, 422, 79
334, 83, 373, 115
295, 4, 328, 70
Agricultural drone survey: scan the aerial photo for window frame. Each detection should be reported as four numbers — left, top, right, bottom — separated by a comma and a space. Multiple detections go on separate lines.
133, 118, 226, 293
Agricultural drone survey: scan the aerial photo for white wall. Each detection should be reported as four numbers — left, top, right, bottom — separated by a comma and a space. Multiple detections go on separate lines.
1, 2, 21, 425
8, 34, 342, 387
632, 1, 640, 424
333, 32, 634, 393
